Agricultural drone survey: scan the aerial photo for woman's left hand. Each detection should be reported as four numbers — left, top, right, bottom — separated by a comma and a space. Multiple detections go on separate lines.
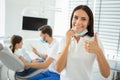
84, 33, 101, 54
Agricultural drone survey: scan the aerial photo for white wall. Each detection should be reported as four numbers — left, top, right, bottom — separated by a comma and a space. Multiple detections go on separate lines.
5, 0, 56, 39
0, 0, 5, 37
53, 0, 69, 36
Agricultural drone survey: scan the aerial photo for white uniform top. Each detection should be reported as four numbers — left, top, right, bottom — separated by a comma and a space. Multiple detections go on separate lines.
46, 38, 59, 74
58, 35, 104, 80
14, 48, 32, 62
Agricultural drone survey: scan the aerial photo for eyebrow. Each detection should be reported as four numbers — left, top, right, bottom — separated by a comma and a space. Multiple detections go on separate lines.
74, 15, 87, 19
81, 17, 87, 18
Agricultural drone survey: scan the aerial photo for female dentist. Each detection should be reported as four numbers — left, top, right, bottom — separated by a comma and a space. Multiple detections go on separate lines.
55, 5, 110, 80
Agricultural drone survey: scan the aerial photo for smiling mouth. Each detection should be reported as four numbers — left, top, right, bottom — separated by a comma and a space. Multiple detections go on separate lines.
72, 26, 84, 31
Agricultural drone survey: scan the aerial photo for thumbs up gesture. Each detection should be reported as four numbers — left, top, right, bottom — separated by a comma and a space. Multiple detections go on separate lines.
84, 33, 101, 54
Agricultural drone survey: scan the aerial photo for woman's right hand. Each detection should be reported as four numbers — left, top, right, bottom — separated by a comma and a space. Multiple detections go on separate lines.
65, 29, 75, 45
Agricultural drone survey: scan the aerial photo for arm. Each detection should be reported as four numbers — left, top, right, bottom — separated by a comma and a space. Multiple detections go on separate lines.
55, 44, 69, 73
96, 48, 110, 78
25, 56, 54, 69
32, 47, 48, 59
55, 29, 74, 73
84, 33, 110, 78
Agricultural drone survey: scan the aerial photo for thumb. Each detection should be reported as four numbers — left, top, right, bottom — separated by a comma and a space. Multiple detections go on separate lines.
94, 32, 98, 42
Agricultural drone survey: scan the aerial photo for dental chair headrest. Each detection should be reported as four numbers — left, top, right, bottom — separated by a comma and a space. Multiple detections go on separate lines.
0, 43, 3, 50
0, 43, 24, 72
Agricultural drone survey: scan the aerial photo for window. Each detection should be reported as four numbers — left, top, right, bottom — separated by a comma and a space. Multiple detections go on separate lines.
0, 0, 5, 37
94, 0, 120, 58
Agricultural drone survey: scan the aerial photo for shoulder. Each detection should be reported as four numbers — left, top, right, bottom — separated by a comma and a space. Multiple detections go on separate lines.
84, 35, 93, 40
84, 34, 101, 41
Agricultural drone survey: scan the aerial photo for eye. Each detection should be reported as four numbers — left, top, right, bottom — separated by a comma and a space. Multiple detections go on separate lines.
73, 15, 78, 20
81, 17, 86, 21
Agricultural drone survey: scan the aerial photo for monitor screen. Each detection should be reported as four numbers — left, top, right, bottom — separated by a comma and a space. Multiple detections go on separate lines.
22, 16, 48, 31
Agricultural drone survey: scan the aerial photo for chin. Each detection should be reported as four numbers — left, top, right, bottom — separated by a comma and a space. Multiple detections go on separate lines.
77, 30, 83, 32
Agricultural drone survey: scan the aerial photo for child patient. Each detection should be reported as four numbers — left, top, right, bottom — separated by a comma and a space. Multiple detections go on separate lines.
10, 35, 44, 76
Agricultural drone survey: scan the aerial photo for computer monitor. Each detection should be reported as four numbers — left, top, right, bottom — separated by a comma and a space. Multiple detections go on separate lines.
22, 16, 48, 31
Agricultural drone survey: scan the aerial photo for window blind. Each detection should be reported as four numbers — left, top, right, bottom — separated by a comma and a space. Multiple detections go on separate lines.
94, 0, 120, 56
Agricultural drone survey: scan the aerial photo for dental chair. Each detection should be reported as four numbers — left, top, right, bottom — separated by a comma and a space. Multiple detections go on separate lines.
0, 43, 46, 80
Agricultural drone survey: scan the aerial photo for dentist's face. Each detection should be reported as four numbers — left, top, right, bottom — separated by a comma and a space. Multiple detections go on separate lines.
38, 31, 46, 41
72, 9, 89, 33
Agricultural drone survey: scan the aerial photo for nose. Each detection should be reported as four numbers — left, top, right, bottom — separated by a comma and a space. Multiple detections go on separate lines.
75, 19, 82, 26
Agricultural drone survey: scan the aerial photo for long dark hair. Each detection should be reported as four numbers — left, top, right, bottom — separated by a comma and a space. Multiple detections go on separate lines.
70, 5, 94, 37
10, 35, 22, 53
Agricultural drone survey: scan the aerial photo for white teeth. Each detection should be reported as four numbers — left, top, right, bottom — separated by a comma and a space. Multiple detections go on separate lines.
72, 25, 82, 29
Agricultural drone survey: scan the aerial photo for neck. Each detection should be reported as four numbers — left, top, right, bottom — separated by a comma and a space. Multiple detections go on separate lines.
74, 34, 86, 42
74, 36, 80, 42
47, 37, 53, 44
